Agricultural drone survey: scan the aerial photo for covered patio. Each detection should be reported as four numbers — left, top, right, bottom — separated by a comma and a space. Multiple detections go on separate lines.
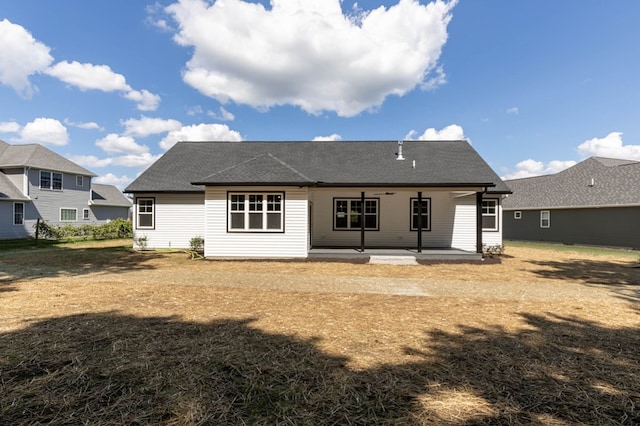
307, 247, 483, 263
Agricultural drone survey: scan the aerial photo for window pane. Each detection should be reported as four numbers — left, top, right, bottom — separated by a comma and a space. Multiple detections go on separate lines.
482, 216, 496, 229
364, 214, 377, 229
267, 213, 281, 230
14, 203, 24, 225
230, 212, 245, 229
52, 173, 63, 190
61, 209, 76, 221
267, 194, 281, 211
249, 195, 263, 211
139, 214, 153, 227
249, 212, 263, 229
231, 194, 245, 211
350, 212, 362, 228
40, 172, 51, 189
335, 200, 348, 228
83, 209, 90, 220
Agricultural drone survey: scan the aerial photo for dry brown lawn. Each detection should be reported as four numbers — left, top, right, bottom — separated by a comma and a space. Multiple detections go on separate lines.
0, 241, 639, 425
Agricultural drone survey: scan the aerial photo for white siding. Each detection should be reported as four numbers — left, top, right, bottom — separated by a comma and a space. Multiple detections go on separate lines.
133, 193, 204, 249
310, 188, 479, 250
204, 187, 308, 258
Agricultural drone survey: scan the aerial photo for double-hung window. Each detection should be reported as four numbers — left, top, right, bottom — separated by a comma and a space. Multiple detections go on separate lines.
60, 208, 77, 222
136, 198, 155, 229
410, 198, 431, 231
40, 171, 63, 190
540, 210, 550, 228
334, 198, 379, 230
13, 202, 24, 225
482, 199, 498, 231
228, 192, 283, 232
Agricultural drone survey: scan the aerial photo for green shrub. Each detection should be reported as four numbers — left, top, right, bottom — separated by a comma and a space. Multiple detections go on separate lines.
33, 219, 132, 241
189, 236, 204, 252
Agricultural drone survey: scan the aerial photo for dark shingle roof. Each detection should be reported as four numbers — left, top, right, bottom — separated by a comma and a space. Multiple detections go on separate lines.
90, 184, 132, 207
503, 157, 640, 209
126, 140, 509, 193
0, 140, 96, 176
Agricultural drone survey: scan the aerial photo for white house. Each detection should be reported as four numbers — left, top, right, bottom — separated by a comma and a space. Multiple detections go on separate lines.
125, 140, 510, 258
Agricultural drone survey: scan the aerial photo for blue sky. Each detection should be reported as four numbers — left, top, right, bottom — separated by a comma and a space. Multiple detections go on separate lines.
2, 0, 640, 188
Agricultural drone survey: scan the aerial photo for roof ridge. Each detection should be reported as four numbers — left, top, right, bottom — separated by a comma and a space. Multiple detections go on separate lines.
262, 152, 314, 182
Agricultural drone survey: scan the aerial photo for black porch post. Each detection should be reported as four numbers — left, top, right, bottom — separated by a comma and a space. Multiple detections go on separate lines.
476, 191, 483, 253
360, 191, 365, 252
417, 191, 422, 253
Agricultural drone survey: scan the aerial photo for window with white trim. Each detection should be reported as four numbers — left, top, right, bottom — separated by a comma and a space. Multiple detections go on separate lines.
136, 198, 155, 229
228, 192, 283, 232
514, 211, 522, 219
40, 171, 63, 190
334, 198, 379, 230
60, 208, 77, 222
83, 208, 90, 220
76, 175, 84, 187
540, 210, 550, 228
13, 202, 24, 225
410, 198, 431, 231
482, 199, 498, 231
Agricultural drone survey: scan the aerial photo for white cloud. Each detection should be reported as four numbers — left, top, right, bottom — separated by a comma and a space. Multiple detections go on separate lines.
68, 154, 113, 168
312, 134, 342, 142
64, 118, 103, 131
96, 133, 150, 155
11, 118, 69, 146
122, 116, 182, 137
159, 123, 242, 150
46, 61, 130, 92
208, 106, 235, 121
577, 132, 640, 160
95, 173, 133, 190
45, 61, 161, 111
124, 89, 161, 111
166, 0, 456, 117
0, 121, 21, 133
502, 159, 576, 180
0, 19, 53, 98
506, 106, 519, 115
405, 124, 466, 141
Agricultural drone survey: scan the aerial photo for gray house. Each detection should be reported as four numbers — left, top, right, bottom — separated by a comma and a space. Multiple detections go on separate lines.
503, 157, 640, 248
126, 140, 510, 258
0, 140, 131, 239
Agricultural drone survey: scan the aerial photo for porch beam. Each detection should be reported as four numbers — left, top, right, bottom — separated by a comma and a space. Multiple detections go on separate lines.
360, 191, 365, 252
417, 191, 422, 253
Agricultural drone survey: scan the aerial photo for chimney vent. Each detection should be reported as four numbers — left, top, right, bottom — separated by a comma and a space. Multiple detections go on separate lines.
396, 140, 405, 161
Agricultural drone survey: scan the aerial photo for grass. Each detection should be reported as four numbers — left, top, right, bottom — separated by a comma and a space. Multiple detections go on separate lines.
1, 241, 639, 424
506, 239, 640, 260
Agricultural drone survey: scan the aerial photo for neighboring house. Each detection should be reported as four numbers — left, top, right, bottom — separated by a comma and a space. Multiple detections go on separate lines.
503, 156, 640, 248
125, 140, 510, 258
0, 140, 132, 239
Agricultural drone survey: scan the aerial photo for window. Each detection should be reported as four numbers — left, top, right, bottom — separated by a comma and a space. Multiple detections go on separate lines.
228, 192, 283, 232
410, 198, 431, 231
136, 198, 155, 229
514, 211, 522, 220
40, 171, 63, 190
482, 199, 498, 231
60, 208, 77, 222
540, 210, 550, 228
334, 198, 379, 230
76, 175, 84, 187
83, 208, 90, 220
13, 202, 24, 225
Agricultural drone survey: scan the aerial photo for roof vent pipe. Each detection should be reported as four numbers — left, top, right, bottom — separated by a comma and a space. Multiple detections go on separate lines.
396, 140, 405, 161
589, 178, 595, 187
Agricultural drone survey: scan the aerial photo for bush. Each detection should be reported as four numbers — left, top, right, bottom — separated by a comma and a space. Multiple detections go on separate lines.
33, 219, 132, 241
189, 236, 204, 253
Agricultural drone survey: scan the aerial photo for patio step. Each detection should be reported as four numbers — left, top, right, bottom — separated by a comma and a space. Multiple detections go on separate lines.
368, 255, 418, 265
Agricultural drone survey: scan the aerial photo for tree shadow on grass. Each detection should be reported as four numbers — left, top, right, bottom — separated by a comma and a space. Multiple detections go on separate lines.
527, 258, 640, 305
1, 312, 638, 424
0, 245, 163, 288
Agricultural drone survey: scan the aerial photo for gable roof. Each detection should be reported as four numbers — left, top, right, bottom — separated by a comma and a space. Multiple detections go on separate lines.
90, 184, 132, 207
0, 140, 96, 176
126, 140, 510, 193
503, 156, 640, 209
0, 172, 29, 201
